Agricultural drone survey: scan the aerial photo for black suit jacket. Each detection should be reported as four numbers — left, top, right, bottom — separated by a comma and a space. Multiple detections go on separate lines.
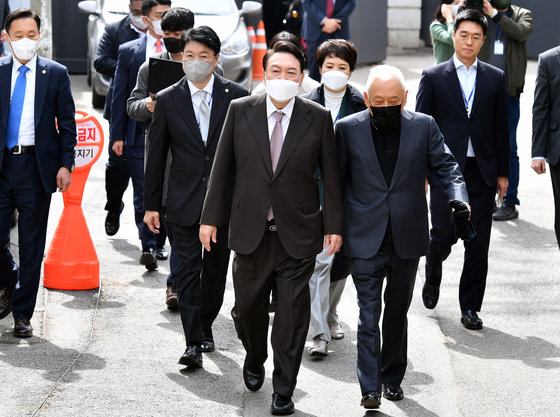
0, 56, 76, 194
303, 84, 367, 118
416, 58, 509, 187
200, 94, 344, 259
532, 46, 560, 166
144, 75, 249, 226
337, 109, 468, 260
110, 37, 147, 148
94, 15, 141, 120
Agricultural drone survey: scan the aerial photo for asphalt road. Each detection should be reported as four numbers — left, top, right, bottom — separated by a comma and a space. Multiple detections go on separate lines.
1, 47, 559, 417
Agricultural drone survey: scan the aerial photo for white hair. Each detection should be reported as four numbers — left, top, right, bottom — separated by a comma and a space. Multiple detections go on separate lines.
365, 65, 407, 93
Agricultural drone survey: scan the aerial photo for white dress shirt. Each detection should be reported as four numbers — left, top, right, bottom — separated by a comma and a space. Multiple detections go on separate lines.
453, 54, 478, 157
266, 95, 295, 142
145, 32, 165, 61
188, 75, 215, 144
10, 54, 37, 146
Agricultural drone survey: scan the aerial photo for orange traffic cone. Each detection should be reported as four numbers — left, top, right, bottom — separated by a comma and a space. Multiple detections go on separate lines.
247, 25, 256, 49
43, 111, 104, 290
252, 20, 267, 81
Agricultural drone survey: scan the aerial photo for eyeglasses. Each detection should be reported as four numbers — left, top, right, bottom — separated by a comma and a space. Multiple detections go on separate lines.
457, 33, 484, 42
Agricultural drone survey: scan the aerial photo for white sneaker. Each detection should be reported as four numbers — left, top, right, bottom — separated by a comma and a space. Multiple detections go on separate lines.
330, 324, 344, 340
308, 337, 328, 356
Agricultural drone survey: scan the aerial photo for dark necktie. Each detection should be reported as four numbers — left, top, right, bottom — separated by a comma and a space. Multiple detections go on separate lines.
6, 65, 30, 150
326, 0, 334, 18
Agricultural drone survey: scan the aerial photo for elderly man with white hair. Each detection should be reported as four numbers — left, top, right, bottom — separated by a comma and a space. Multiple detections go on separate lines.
336, 64, 469, 409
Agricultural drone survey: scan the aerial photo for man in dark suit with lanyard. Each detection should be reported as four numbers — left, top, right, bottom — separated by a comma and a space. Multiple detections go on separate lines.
532, 45, 560, 248
110, 0, 170, 271
0, 9, 76, 337
144, 26, 248, 368
301, 0, 356, 81
416, 9, 509, 330
94, 0, 146, 237
200, 41, 343, 415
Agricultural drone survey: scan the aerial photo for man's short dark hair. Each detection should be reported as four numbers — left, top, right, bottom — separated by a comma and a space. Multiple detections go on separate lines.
142, 0, 172, 16
316, 39, 358, 72
180, 26, 221, 56
4, 8, 41, 34
263, 40, 305, 73
161, 7, 194, 32
268, 31, 303, 52
454, 9, 488, 37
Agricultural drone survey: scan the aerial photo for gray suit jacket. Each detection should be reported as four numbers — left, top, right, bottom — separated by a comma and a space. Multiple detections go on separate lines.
337, 109, 468, 260
532, 46, 560, 166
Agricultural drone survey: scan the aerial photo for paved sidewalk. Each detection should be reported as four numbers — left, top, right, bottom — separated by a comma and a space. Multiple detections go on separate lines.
1, 47, 559, 417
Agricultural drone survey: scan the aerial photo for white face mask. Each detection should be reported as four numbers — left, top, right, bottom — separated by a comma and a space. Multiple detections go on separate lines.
182, 59, 214, 84
265, 78, 300, 103
450, 4, 460, 17
321, 70, 349, 91
150, 19, 163, 37
130, 14, 147, 30
9, 37, 39, 61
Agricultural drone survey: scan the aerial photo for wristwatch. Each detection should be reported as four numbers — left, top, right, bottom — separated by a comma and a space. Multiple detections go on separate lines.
62, 163, 75, 173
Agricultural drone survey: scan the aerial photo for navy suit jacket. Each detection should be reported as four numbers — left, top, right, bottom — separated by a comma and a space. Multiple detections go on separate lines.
337, 109, 468, 260
94, 15, 142, 121
110, 37, 147, 148
301, 0, 356, 42
532, 46, 560, 166
144, 75, 249, 227
0, 55, 76, 194
416, 58, 509, 187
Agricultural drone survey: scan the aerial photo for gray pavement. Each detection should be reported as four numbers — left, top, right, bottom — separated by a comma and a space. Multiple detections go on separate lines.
1, 47, 559, 417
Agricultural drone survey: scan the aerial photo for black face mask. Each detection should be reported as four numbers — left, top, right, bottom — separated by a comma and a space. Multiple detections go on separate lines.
369, 104, 402, 134
163, 37, 182, 54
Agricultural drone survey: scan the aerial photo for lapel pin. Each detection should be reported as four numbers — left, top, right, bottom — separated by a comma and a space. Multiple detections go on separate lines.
42, 70, 46, 74
225, 88, 229, 93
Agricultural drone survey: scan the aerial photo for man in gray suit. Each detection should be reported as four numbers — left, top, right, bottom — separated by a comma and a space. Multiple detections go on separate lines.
336, 65, 468, 409
532, 45, 560, 248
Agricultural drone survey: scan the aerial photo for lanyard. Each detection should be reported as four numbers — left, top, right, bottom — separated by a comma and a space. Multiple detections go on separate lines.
333, 108, 341, 124
459, 72, 476, 116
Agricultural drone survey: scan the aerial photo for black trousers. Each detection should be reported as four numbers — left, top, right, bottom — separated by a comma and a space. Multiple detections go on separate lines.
0, 153, 51, 320
549, 163, 560, 249
351, 229, 418, 395
231, 229, 315, 398
169, 222, 230, 345
426, 158, 495, 312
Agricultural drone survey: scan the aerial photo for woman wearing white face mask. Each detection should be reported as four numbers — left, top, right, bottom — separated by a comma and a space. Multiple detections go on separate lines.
430, 0, 463, 64
302, 39, 366, 357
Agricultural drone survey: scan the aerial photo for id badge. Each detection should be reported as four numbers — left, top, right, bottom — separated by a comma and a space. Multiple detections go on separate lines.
494, 40, 504, 55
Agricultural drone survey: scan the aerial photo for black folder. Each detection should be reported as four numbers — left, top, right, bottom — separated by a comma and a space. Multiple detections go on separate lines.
147, 57, 184, 94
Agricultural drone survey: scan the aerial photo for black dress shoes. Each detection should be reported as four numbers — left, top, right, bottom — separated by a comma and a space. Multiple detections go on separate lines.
360, 391, 381, 409
383, 383, 404, 401
156, 247, 168, 260
178, 345, 203, 368
139, 249, 158, 271
14, 318, 33, 338
422, 283, 440, 309
0, 286, 15, 320
200, 338, 215, 353
104, 202, 123, 236
165, 287, 178, 310
243, 362, 265, 392
461, 310, 483, 330
271, 392, 294, 415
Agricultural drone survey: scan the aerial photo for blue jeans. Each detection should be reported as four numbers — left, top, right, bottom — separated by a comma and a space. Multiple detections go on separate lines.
504, 94, 521, 205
